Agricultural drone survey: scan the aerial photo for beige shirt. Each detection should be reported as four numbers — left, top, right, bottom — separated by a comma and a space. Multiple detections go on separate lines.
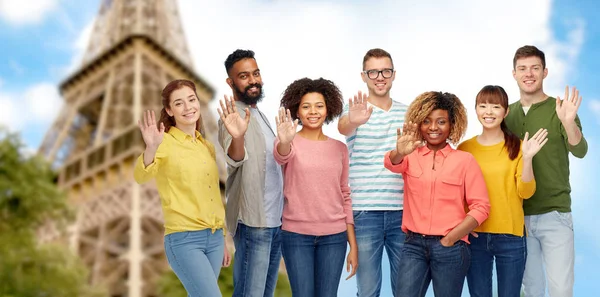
218, 100, 283, 236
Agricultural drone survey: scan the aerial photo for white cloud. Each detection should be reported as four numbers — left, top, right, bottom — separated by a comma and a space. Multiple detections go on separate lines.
0, 0, 58, 25
177, 0, 585, 142
64, 18, 94, 75
24, 83, 62, 122
590, 100, 600, 124
0, 92, 21, 130
0, 82, 62, 133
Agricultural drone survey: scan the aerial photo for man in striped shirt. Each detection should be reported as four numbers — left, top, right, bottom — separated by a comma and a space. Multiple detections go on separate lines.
338, 48, 408, 297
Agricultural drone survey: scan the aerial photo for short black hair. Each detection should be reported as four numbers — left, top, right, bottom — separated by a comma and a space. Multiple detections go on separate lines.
225, 49, 255, 76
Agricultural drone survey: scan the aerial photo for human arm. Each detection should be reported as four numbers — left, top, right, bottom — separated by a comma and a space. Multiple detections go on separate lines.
217, 95, 251, 162
556, 86, 588, 157
133, 110, 168, 183
345, 224, 358, 280
441, 157, 490, 245
338, 91, 373, 136
274, 107, 299, 157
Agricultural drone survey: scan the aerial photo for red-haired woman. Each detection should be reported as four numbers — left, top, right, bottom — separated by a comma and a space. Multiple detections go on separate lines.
134, 79, 234, 297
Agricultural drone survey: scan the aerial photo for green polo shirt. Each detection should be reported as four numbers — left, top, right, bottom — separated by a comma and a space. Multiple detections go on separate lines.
505, 97, 587, 215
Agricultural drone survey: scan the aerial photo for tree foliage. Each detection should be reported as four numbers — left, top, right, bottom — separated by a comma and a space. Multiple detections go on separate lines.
0, 129, 106, 297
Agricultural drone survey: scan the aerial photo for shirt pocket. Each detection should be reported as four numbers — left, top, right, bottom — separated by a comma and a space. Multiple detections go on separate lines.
439, 176, 464, 201
405, 166, 423, 198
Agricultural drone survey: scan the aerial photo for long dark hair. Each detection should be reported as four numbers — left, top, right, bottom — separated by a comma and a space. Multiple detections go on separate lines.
159, 79, 205, 136
475, 85, 520, 160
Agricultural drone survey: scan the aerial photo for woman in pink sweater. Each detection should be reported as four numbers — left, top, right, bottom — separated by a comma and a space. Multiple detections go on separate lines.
273, 78, 358, 297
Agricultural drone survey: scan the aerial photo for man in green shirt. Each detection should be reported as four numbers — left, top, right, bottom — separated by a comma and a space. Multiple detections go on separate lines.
505, 45, 588, 297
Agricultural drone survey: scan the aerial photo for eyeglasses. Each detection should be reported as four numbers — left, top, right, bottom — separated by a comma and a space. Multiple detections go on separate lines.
363, 68, 394, 79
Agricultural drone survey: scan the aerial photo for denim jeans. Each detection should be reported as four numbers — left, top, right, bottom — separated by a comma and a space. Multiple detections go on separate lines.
353, 210, 404, 297
164, 229, 224, 297
281, 230, 348, 297
523, 211, 574, 297
396, 231, 470, 297
466, 232, 527, 297
233, 223, 282, 297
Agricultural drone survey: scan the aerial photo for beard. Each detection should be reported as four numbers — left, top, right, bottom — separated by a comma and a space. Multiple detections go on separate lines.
233, 82, 264, 105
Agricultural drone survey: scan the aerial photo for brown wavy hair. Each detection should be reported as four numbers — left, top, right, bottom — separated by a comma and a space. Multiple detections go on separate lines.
405, 91, 467, 145
475, 85, 521, 160
159, 79, 205, 136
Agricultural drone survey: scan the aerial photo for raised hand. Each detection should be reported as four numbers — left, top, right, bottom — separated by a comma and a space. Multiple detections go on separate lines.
348, 90, 374, 125
522, 128, 549, 160
217, 95, 250, 139
138, 110, 164, 150
396, 121, 421, 156
275, 107, 298, 145
556, 86, 582, 124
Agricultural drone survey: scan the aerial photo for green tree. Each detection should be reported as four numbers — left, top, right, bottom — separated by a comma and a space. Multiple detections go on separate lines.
0, 129, 106, 297
157, 258, 292, 297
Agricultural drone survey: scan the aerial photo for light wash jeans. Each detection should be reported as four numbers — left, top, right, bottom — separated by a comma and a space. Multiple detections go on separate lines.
232, 223, 282, 297
353, 210, 404, 297
523, 211, 574, 297
164, 229, 224, 297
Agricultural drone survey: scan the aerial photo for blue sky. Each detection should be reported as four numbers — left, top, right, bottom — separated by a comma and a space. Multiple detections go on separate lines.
1, 0, 599, 296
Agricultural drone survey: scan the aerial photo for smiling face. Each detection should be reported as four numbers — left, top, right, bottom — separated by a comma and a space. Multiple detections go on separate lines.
420, 109, 450, 151
227, 58, 264, 105
362, 57, 395, 97
513, 56, 547, 95
166, 86, 201, 128
296, 92, 327, 130
476, 102, 508, 130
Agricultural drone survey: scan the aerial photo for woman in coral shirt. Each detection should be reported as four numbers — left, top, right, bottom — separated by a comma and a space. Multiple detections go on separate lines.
384, 91, 490, 297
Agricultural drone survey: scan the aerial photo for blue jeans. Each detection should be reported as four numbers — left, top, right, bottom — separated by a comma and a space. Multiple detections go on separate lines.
396, 231, 470, 297
466, 232, 527, 297
353, 210, 404, 297
281, 230, 348, 297
523, 211, 574, 297
233, 223, 282, 297
164, 229, 224, 297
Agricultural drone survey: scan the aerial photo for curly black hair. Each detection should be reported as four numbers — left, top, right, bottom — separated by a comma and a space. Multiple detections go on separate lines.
280, 78, 344, 125
224, 49, 255, 76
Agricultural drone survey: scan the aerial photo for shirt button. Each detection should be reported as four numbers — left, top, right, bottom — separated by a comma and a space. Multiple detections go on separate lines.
209, 185, 211, 188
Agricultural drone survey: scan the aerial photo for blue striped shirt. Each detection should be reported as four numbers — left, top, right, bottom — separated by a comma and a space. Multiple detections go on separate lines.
343, 100, 407, 210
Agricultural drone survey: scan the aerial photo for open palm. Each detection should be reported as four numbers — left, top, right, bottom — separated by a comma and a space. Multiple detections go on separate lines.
348, 91, 373, 125
275, 107, 298, 144
396, 121, 421, 156
522, 128, 549, 159
556, 85, 582, 124
138, 110, 164, 150
218, 95, 250, 139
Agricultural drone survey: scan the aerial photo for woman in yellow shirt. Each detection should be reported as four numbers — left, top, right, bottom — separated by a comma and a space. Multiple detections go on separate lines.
134, 80, 237, 297
458, 85, 547, 297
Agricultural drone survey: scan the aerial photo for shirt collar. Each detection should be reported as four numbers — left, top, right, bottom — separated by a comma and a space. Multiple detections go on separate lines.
418, 143, 453, 157
168, 126, 202, 142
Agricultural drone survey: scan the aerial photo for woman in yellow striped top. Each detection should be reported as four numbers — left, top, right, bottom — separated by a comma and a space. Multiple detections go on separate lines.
458, 85, 548, 297
134, 79, 235, 297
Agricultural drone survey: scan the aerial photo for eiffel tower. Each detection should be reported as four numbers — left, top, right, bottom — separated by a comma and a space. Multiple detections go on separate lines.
37, 0, 225, 296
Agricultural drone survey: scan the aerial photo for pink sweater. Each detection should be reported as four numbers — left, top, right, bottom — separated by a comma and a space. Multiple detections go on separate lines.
273, 135, 353, 236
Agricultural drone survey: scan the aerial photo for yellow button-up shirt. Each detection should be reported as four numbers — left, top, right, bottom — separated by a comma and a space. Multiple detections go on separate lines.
134, 127, 225, 235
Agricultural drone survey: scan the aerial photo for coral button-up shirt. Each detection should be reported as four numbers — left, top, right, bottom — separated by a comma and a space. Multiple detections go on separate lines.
384, 144, 490, 242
